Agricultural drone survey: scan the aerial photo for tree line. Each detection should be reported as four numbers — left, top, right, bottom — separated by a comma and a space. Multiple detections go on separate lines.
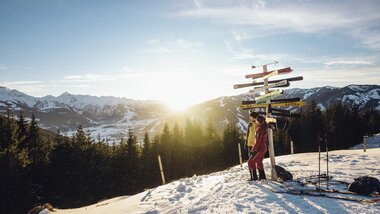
0, 111, 244, 213
275, 101, 380, 155
0, 102, 379, 213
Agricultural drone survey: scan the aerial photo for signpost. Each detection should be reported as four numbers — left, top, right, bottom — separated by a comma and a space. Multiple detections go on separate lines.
234, 61, 305, 181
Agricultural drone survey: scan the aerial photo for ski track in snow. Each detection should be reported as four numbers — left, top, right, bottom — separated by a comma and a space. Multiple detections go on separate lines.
56, 146, 380, 214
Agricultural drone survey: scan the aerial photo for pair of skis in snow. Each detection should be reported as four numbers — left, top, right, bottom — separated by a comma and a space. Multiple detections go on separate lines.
271, 188, 380, 205
249, 179, 380, 206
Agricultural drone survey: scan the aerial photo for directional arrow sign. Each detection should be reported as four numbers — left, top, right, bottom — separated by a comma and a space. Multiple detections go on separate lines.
270, 97, 301, 103
266, 117, 277, 123
245, 67, 292, 79
240, 101, 306, 109
257, 111, 302, 118
249, 80, 288, 93
234, 76, 303, 89
251, 61, 278, 69
270, 108, 291, 114
254, 90, 283, 101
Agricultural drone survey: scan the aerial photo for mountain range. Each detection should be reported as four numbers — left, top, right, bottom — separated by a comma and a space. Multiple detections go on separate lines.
0, 85, 379, 141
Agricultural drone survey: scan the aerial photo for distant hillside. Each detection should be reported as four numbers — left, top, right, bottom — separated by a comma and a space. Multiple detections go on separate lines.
0, 86, 171, 140
160, 84, 380, 136
0, 85, 379, 140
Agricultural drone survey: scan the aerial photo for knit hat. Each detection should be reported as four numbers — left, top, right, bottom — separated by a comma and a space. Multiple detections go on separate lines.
250, 111, 259, 118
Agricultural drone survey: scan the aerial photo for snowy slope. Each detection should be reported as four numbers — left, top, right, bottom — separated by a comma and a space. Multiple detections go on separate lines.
55, 148, 380, 214
351, 133, 380, 150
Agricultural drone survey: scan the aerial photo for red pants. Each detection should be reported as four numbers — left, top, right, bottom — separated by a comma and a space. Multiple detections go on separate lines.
248, 152, 265, 170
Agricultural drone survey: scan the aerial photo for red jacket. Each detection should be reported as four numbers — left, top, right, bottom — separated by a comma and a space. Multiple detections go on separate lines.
252, 119, 267, 153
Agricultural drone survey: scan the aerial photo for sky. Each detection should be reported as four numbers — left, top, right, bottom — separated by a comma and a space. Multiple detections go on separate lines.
1, 0, 380, 110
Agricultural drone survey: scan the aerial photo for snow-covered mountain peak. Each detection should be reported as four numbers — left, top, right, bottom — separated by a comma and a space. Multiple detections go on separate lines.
0, 86, 38, 108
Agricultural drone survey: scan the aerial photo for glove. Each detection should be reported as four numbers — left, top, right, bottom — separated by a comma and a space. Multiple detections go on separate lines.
249, 150, 258, 157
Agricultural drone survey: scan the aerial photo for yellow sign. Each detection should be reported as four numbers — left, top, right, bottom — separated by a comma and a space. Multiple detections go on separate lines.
240, 101, 306, 109
265, 118, 277, 123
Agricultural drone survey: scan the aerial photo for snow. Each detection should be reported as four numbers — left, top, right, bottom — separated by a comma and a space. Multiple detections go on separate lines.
218, 97, 226, 107
237, 117, 249, 131
348, 85, 367, 92
316, 103, 326, 111
368, 89, 380, 99
220, 118, 229, 125
351, 133, 380, 150
55, 147, 380, 214
0, 87, 37, 107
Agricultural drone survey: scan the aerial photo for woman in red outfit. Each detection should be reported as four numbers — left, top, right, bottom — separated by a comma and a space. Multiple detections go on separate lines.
247, 114, 267, 181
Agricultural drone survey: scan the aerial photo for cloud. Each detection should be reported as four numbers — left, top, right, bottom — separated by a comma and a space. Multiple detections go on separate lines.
62, 74, 112, 82
324, 60, 373, 66
350, 29, 380, 51
178, 0, 380, 33
176, 0, 380, 51
176, 39, 202, 51
145, 39, 171, 54
3, 81, 43, 86
299, 66, 380, 88
225, 40, 292, 62
224, 41, 255, 60
145, 38, 203, 55
231, 30, 248, 42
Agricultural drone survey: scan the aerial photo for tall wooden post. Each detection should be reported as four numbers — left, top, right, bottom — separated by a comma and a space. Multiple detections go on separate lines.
290, 141, 294, 155
263, 65, 278, 181
157, 155, 166, 185
238, 143, 243, 167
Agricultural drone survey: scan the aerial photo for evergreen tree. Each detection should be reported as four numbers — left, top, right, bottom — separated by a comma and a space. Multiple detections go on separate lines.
221, 125, 243, 167
0, 111, 32, 213
160, 123, 172, 179
17, 111, 29, 148
204, 121, 223, 171
170, 123, 185, 179
126, 128, 140, 192
141, 132, 154, 187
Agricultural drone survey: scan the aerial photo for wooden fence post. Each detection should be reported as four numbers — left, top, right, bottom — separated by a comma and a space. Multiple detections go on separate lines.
238, 143, 243, 167
363, 135, 368, 152
157, 155, 166, 185
290, 141, 294, 155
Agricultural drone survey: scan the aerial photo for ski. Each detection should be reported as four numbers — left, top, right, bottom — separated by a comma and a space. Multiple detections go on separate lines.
257, 111, 301, 118
240, 101, 306, 109
270, 189, 380, 205
249, 80, 289, 93
270, 97, 301, 103
272, 112, 301, 118
245, 67, 292, 79
270, 108, 290, 114
254, 90, 283, 101
242, 100, 258, 105
255, 97, 301, 106
234, 76, 303, 89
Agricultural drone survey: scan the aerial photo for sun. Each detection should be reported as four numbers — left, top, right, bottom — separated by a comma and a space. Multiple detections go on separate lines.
165, 100, 191, 112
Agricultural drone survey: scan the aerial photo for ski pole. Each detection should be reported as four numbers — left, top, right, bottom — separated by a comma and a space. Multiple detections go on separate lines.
318, 134, 321, 191
326, 137, 329, 190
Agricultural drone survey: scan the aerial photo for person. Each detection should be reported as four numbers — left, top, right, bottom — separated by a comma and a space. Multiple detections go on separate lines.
246, 111, 257, 180
247, 113, 267, 181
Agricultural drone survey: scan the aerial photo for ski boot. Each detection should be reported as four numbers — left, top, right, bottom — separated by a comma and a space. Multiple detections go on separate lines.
249, 169, 258, 181
258, 169, 266, 181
